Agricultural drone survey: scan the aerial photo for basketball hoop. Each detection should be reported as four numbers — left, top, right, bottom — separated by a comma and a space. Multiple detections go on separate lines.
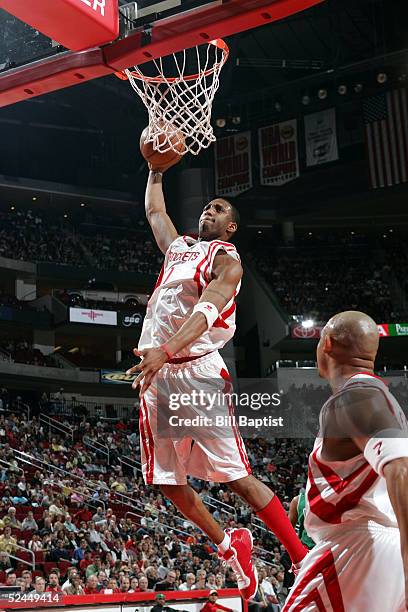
115, 39, 229, 156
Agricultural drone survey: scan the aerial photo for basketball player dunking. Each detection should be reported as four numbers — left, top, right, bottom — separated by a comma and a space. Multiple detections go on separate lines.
283, 311, 408, 611
126, 168, 306, 599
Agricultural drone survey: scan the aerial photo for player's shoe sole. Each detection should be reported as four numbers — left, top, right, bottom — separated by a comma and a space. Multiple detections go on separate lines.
221, 527, 258, 600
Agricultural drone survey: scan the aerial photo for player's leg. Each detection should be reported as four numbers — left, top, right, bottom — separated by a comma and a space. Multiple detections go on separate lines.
180, 352, 306, 566
140, 367, 257, 599
159, 483, 225, 544
228, 475, 307, 565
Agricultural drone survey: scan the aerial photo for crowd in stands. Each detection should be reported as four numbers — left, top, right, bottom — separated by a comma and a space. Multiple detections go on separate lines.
1, 376, 407, 605
83, 235, 162, 275
4, 208, 408, 324
0, 210, 84, 268
0, 339, 54, 368
0, 404, 312, 608
0, 292, 37, 311
251, 233, 407, 323
0, 209, 162, 275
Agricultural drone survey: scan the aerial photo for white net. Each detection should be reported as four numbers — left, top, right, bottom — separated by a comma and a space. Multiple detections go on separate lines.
124, 39, 229, 156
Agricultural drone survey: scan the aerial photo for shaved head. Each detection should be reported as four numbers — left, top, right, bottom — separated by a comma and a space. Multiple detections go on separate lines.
324, 311, 379, 358
317, 311, 379, 384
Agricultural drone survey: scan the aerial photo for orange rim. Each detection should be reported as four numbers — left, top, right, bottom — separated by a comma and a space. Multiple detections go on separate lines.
114, 39, 229, 83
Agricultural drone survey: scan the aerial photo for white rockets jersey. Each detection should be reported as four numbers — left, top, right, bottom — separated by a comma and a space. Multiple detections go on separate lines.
139, 235, 241, 358
304, 373, 408, 542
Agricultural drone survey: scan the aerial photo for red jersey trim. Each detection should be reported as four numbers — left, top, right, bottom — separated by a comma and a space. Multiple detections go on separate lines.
283, 549, 345, 612
307, 458, 378, 524
311, 446, 369, 494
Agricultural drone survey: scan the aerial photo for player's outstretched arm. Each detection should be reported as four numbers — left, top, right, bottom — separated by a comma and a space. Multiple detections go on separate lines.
336, 387, 408, 610
127, 253, 242, 394
145, 170, 178, 255
384, 458, 408, 610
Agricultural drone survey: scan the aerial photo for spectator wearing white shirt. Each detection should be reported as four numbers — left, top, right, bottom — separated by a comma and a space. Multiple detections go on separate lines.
179, 573, 195, 591
64, 515, 78, 533
22, 511, 38, 531
257, 567, 279, 612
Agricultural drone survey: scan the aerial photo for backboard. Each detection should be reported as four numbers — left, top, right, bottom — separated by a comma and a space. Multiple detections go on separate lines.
0, 0, 324, 108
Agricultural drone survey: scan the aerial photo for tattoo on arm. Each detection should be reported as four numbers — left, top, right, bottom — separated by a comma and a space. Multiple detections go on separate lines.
204, 288, 230, 303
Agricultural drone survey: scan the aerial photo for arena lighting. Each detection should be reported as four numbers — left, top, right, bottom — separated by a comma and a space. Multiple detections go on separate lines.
80, 202, 86, 207
302, 94, 311, 105
318, 88, 328, 100
338, 84, 347, 95
63, 213, 68, 218
302, 319, 315, 329
354, 83, 363, 93
215, 118, 226, 128
231, 116, 241, 125
32, 196, 37, 201
10, 205, 15, 210
377, 72, 387, 84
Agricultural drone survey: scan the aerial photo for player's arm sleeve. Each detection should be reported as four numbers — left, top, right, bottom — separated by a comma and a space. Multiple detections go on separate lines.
334, 386, 408, 476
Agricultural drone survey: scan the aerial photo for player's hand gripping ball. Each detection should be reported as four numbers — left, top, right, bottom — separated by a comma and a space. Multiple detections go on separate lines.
140, 125, 185, 172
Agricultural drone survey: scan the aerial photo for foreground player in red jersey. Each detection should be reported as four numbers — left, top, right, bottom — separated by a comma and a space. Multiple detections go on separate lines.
127, 168, 306, 600
283, 311, 408, 611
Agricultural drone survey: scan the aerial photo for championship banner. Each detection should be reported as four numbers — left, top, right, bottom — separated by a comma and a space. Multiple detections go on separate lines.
119, 311, 144, 328
305, 108, 339, 166
69, 307, 117, 326
214, 131, 252, 197
258, 120, 299, 186
101, 370, 136, 384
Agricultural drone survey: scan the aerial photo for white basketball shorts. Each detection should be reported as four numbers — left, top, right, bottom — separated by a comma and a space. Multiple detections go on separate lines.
139, 351, 252, 485
283, 520, 404, 612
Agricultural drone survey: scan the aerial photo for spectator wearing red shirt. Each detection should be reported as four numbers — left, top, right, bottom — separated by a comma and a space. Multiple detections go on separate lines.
201, 591, 233, 612
45, 571, 63, 594
102, 578, 120, 594
74, 507, 93, 524
84, 575, 99, 595
79, 550, 93, 572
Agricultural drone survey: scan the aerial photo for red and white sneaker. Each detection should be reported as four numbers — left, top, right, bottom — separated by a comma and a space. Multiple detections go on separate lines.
219, 528, 258, 600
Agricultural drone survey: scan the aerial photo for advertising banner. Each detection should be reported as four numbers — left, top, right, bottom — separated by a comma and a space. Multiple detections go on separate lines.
101, 370, 136, 384
305, 108, 339, 166
69, 307, 117, 326
214, 131, 252, 197
291, 322, 407, 339
378, 323, 408, 337
118, 311, 144, 328
258, 119, 299, 186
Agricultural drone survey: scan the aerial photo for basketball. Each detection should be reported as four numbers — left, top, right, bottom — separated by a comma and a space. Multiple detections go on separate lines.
140, 125, 185, 170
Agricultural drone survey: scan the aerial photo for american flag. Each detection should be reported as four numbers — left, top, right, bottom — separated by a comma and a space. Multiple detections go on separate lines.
363, 89, 408, 189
